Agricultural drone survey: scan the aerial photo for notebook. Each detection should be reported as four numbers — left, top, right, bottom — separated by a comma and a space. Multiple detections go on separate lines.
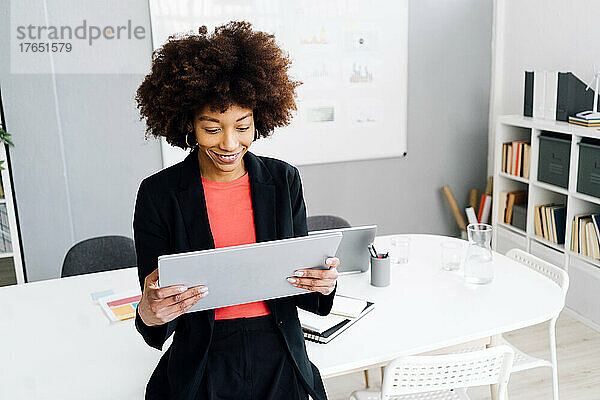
298, 295, 375, 344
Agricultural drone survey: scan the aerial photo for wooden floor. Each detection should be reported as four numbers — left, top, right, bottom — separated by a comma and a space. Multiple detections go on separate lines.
323, 312, 600, 399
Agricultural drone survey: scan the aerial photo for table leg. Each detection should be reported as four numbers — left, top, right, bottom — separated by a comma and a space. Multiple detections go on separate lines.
381, 366, 385, 382
364, 369, 370, 388
487, 334, 502, 400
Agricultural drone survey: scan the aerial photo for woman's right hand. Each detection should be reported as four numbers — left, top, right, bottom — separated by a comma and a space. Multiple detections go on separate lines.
138, 268, 209, 326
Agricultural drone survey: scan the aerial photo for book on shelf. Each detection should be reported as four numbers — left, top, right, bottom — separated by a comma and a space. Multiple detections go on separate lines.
568, 114, 600, 127
498, 191, 508, 224
512, 142, 521, 176
545, 206, 555, 243
534, 205, 543, 237
585, 222, 596, 258
511, 204, 527, 231
298, 295, 375, 344
552, 205, 567, 244
523, 143, 531, 179
501, 141, 530, 178
540, 204, 549, 240
535, 203, 566, 244
571, 218, 576, 252
572, 214, 600, 259
579, 216, 593, 257
592, 214, 600, 249
590, 223, 600, 259
505, 190, 527, 225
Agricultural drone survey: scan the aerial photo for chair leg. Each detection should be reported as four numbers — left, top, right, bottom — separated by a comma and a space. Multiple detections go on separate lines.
549, 319, 559, 400
488, 334, 501, 400
364, 369, 370, 388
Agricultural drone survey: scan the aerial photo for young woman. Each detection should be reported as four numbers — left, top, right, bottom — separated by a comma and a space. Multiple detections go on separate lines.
134, 21, 340, 400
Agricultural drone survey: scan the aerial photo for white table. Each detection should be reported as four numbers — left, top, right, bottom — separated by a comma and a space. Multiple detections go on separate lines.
308, 234, 563, 377
0, 234, 564, 399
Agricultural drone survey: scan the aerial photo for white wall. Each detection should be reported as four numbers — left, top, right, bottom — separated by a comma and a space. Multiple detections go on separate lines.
0, 0, 163, 281
0, 0, 493, 281
489, 0, 600, 325
300, 0, 493, 237
489, 0, 600, 171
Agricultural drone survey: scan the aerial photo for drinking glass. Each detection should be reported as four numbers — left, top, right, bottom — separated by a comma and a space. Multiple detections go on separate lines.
390, 236, 410, 264
441, 241, 462, 271
464, 223, 493, 284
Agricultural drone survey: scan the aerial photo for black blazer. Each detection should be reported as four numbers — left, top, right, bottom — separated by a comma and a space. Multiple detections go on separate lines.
133, 148, 335, 400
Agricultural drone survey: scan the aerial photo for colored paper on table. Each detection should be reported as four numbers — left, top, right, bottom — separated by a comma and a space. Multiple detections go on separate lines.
90, 289, 115, 303
99, 291, 141, 322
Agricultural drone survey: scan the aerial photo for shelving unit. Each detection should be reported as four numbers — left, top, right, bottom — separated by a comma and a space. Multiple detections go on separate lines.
0, 143, 24, 286
492, 114, 600, 325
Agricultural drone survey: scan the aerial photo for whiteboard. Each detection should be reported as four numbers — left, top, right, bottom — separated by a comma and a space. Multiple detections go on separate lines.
148, 0, 408, 167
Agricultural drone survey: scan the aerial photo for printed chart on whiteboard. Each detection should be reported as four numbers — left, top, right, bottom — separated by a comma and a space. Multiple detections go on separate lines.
149, 0, 408, 167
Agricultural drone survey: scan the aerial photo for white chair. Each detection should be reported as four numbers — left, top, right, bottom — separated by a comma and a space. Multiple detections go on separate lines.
502, 248, 569, 400
349, 345, 515, 400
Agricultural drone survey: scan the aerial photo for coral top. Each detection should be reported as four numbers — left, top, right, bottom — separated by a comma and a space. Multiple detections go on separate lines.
202, 173, 271, 320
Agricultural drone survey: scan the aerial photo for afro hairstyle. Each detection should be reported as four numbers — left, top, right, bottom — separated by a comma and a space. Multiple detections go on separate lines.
135, 21, 302, 149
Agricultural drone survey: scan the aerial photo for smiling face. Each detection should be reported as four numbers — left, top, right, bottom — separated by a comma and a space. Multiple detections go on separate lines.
192, 105, 255, 182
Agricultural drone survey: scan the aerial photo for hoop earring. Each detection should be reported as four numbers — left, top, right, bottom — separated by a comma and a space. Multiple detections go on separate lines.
186, 131, 196, 148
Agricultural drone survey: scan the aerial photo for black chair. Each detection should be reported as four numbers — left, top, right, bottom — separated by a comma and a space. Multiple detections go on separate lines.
61, 235, 136, 278
306, 215, 351, 231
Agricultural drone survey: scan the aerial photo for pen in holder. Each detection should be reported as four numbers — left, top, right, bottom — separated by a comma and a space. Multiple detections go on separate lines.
370, 254, 390, 287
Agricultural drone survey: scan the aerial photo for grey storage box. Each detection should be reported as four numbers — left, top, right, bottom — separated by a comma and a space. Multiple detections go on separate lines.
538, 132, 571, 189
577, 138, 600, 197
511, 204, 527, 231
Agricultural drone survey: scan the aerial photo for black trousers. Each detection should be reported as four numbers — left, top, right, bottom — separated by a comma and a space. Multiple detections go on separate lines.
197, 315, 309, 400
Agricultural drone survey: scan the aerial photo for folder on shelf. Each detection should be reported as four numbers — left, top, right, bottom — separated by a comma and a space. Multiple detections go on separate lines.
556, 72, 599, 122
524, 71, 534, 117
533, 70, 546, 119
544, 71, 559, 120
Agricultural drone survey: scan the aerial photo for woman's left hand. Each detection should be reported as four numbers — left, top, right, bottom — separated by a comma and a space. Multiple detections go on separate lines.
287, 257, 340, 295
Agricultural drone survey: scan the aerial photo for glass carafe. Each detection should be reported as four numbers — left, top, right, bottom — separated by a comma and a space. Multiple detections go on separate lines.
464, 223, 493, 284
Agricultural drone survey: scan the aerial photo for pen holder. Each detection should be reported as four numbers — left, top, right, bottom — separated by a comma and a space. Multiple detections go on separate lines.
370, 255, 390, 287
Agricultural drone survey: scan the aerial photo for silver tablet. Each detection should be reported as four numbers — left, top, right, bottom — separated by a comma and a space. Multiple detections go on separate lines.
158, 232, 343, 313
308, 225, 377, 274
